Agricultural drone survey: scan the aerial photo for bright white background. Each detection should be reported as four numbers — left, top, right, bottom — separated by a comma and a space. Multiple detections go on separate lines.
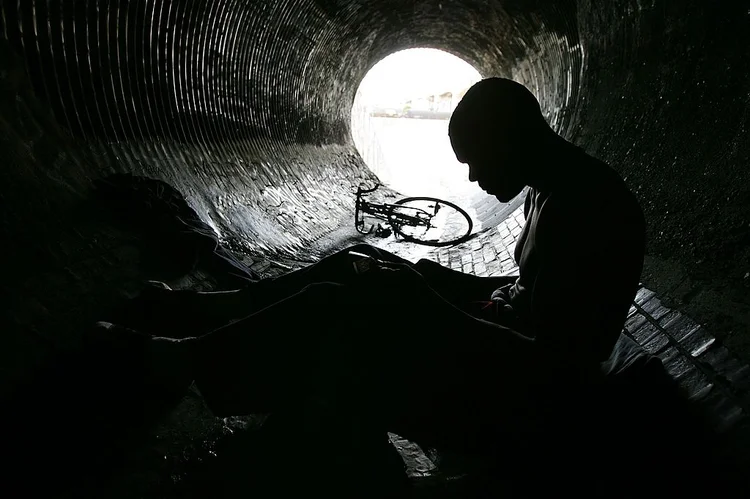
351, 48, 484, 201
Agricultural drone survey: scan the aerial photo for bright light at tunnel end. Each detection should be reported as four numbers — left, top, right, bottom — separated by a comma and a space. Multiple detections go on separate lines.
350, 48, 483, 201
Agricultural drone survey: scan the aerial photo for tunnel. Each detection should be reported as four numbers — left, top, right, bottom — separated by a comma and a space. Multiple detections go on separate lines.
1, 0, 749, 496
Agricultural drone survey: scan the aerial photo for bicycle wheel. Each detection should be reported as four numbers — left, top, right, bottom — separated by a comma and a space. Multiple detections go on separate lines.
389, 197, 473, 246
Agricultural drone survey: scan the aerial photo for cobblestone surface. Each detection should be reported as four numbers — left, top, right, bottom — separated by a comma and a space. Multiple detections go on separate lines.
626, 296, 750, 432
429, 205, 526, 277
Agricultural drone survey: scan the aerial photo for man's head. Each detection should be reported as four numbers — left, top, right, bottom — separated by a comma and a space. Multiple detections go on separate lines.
449, 78, 551, 202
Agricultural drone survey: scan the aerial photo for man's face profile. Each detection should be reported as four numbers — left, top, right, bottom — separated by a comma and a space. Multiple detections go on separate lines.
451, 126, 525, 203
449, 78, 547, 203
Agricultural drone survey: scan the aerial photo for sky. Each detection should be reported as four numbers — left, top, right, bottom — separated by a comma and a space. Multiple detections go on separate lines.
356, 48, 481, 107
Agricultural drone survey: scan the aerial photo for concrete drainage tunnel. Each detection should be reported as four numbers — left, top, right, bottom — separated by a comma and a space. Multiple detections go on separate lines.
2, 0, 750, 496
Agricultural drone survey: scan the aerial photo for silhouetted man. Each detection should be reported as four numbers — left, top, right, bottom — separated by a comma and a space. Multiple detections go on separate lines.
95, 78, 646, 487
447, 78, 646, 362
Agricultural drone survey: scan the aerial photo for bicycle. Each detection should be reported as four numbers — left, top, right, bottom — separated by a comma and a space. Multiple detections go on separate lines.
354, 183, 473, 247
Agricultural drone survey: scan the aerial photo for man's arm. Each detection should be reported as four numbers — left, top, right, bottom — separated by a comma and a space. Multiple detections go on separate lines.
414, 258, 517, 304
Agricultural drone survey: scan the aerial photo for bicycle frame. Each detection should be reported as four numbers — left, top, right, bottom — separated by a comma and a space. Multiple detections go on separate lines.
354, 183, 474, 247
355, 184, 434, 235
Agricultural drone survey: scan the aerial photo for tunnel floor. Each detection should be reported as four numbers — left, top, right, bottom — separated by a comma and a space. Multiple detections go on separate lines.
21, 199, 748, 498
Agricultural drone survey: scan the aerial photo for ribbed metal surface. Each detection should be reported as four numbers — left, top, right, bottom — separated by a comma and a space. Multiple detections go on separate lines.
0, 0, 582, 254
1, 1, 584, 141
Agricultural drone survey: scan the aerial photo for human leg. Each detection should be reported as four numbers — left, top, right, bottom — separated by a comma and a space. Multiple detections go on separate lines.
189, 268, 539, 453
182, 244, 414, 325
250, 243, 411, 291
190, 281, 356, 415
96, 264, 545, 464
105, 244, 411, 337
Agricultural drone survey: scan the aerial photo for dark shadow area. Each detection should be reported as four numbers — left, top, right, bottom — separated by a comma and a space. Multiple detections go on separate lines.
87, 174, 260, 289
1, 343, 190, 495
2, 312, 744, 498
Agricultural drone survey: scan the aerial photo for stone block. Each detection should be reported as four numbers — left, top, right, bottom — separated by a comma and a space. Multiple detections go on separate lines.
639, 297, 671, 321
698, 345, 750, 388
630, 321, 660, 346
473, 261, 488, 276
486, 259, 502, 276
634, 287, 656, 306
679, 329, 716, 357
662, 314, 701, 342
656, 310, 681, 328
643, 331, 671, 354
627, 304, 638, 317
501, 263, 519, 274
674, 367, 714, 400
624, 313, 648, 334
482, 245, 496, 263
658, 347, 693, 378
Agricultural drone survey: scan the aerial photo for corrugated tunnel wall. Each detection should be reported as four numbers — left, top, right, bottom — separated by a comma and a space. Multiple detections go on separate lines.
1, 1, 749, 397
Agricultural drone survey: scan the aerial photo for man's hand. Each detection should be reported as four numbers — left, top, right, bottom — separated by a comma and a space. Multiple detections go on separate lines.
491, 283, 513, 305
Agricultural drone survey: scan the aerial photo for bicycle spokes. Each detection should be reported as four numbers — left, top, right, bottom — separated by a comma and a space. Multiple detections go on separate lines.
389, 197, 473, 246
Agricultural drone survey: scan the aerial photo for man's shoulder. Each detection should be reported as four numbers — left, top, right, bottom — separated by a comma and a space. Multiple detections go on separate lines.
580, 151, 633, 195
536, 164, 644, 249
569, 149, 642, 213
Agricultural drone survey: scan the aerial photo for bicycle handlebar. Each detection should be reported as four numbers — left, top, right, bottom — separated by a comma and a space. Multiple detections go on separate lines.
356, 183, 380, 195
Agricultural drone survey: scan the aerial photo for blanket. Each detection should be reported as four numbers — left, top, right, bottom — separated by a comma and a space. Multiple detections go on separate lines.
93, 173, 257, 287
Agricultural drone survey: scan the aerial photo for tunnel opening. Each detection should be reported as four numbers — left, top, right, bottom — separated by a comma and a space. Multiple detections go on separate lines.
350, 47, 483, 203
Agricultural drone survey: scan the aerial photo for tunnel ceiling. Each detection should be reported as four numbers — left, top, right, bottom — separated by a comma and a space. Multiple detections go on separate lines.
1, 1, 749, 391
1, 0, 589, 260
2, 0, 583, 145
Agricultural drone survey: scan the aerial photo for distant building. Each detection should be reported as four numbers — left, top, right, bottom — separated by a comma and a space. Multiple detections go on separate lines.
434, 92, 453, 112
396, 84, 473, 119
366, 80, 476, 120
